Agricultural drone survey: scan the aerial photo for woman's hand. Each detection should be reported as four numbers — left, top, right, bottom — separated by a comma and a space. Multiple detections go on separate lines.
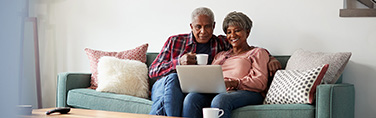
224, 78, 238, 91
268, 57, 282, 76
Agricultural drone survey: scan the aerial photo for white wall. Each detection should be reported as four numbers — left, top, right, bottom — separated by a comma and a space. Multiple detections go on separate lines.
36, 0, 376, 117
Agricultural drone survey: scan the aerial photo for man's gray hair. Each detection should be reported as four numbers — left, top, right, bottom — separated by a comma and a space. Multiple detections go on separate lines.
191, 7, 215, 23
222, 11, 253, 33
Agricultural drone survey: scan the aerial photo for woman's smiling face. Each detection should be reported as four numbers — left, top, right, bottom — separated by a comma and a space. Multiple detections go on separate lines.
226, 25, 249, 48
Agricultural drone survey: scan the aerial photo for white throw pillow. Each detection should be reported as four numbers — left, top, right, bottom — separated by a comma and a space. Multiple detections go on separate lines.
96, 56, 149, 98
264, 64, 329, 104
285, 49, 351, 84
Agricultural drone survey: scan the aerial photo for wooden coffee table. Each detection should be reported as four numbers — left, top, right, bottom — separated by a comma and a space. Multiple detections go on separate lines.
20, 108, 181, 118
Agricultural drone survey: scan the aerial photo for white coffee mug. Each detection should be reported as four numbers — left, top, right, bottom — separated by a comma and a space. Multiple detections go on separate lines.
196, 54, 209, 65
203, 108, 224, 118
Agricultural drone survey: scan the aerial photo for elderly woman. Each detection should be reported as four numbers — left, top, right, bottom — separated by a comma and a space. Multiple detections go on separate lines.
182, 11, 270, 118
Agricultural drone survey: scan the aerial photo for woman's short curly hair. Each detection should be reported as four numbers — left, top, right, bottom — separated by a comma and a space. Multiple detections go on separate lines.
222, 11, 253, 33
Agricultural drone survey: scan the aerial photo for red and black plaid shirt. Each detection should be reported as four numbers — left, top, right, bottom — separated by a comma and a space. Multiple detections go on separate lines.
149, 32, 231, 79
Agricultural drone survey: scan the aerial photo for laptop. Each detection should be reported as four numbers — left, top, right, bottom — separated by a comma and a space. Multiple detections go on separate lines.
176, 65, 226, 93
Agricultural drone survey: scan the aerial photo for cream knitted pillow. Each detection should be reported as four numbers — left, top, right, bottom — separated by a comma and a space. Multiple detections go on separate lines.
96, 56, 149, 98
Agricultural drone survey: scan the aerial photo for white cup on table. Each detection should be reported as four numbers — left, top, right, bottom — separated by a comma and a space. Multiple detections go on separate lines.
203, 108, 224, 118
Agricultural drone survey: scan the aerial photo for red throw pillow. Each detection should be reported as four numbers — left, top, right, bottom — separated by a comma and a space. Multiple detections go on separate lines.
84, 43, 148, 89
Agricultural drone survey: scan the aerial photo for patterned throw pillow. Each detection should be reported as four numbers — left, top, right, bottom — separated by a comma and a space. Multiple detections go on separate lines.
286, 49, 351, 84
264, 64, 329, 104
85, 43, 148, 89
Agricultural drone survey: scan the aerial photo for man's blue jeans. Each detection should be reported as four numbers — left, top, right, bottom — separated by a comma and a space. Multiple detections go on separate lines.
149, 73, 185, 116
182, 90, 263, 118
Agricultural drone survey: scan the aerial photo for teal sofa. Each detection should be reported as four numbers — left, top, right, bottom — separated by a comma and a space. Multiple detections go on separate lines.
56, 53, 355, 118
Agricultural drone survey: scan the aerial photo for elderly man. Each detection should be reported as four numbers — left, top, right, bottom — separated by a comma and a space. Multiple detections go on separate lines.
148, 7, 281, 117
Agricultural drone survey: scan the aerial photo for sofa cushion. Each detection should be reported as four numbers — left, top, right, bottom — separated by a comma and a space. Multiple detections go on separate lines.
232, 104, 314, 118
96, 56, 149, 98
67, 88, 152, 114
285, 49, 351, 84
264, 64, 329, 104
84, 43, 148, 89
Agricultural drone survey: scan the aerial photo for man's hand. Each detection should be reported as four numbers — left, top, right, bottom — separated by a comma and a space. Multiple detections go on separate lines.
179, 52, 197, 65
224, 78, 238, 91
268, 57, 282, 76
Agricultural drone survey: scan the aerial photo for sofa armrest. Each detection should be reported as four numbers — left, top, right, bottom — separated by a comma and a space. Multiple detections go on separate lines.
316, 83, 355, 118
56, 72, 91, 107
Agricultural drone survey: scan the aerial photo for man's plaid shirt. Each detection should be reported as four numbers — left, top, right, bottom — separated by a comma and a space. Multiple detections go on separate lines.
148, 32, 231, 80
